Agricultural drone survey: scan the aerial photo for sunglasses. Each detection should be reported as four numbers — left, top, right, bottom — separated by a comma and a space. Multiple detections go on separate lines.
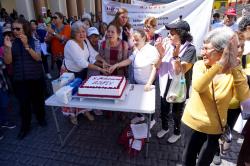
144, 25, 152, 29
12, 27, 21, 31
52, 16, 58, 19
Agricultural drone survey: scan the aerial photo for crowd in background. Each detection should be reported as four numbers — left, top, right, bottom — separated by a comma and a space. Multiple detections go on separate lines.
0, 5, 250, 166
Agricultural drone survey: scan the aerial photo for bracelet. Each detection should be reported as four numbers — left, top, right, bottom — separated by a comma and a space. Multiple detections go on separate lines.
25, 47, 31, 51
173, 56, 180, 60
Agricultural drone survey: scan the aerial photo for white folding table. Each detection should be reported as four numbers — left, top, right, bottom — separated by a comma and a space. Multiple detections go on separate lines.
45, 84, 155, 157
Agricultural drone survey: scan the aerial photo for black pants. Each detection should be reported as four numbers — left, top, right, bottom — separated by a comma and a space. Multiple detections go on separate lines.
182, 123, 221, 166
160, 78, 184, 135
41, 53, 49, 74
14, 79, 45, 131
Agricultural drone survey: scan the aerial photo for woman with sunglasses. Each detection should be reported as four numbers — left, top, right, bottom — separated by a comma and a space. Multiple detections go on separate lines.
155, 20, 196, 143
45, 12, 71, 77
144, 17, 161, 46
4, 18, 46, 140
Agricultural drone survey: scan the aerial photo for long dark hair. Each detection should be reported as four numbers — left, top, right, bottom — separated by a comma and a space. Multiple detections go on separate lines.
14, 18, 32, 39
175, 29, 193, 44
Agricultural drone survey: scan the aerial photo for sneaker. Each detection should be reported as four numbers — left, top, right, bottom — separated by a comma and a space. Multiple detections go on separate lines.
213, 154, 221, 165
157, 129, 169, 138
1, 122, 16, 129
150, 119, 156, 129
84, 112, 95, 121
167, 134, 181, 143
93, 110, 103, 116
221, 141, 231, 155
70, 116, 78, 125
131, 116, 145, 124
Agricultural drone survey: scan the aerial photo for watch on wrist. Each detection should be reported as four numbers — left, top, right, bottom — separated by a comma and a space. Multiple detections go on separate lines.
53, 32, 56, 36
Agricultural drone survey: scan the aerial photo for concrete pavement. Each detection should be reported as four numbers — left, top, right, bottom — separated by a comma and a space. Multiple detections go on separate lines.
0, 98, 243, 166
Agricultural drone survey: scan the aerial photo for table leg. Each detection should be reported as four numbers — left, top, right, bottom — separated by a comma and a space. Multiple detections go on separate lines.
52, 106, 63, 146
145, 113, 151, 158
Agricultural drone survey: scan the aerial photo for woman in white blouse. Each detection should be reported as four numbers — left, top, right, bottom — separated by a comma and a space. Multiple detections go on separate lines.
109, 28, 159, 126
63, 21, 108, 79
62, 21, 109, 122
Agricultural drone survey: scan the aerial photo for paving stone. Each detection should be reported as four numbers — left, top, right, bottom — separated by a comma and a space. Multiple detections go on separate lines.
0, 94, 241, 166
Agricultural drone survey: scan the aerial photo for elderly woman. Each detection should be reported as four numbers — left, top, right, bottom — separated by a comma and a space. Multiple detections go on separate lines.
62, 21, 109, 122
63, 21, 108, 79
181, 27, 250, 166
100, 23, 129, 76
109, 29, 159, 126
155, 20, 196, 143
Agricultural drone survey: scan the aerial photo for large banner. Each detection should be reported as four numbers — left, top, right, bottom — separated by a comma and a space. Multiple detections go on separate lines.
102, 0, 214, 55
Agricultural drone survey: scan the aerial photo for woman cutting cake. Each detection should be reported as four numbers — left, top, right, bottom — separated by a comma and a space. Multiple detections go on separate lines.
108, 28, 159, 126
61, 21, 109, 123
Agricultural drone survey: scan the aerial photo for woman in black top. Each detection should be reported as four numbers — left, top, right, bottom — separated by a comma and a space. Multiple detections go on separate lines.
4, 18, 46, 139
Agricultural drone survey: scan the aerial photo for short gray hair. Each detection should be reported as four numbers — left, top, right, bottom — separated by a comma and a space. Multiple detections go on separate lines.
204, 27, 234, 52
71, 20, 86, 38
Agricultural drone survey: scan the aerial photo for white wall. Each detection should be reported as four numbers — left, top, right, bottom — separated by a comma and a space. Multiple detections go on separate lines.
48, 0, 67, 17
16, 0, 36, 20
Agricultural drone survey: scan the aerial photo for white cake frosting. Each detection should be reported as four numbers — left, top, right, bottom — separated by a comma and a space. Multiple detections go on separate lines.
78, 76, 127, 98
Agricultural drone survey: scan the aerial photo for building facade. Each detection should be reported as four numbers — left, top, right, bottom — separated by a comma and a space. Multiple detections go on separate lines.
0, 0, 131, 21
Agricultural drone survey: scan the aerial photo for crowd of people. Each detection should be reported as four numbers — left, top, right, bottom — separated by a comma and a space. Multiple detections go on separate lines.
1, 5, 250, 166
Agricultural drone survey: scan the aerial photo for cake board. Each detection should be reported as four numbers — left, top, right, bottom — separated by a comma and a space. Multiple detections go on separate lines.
72, 84, 133, 103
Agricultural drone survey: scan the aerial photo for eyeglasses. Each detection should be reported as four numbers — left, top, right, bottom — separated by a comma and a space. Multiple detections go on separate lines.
52, 16, 58, 19
12, 27, 22, 31
144, 25, 152, 29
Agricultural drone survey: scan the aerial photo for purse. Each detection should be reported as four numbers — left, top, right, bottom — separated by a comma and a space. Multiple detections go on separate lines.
166, 73, 186, 103
211, 81, 232, 143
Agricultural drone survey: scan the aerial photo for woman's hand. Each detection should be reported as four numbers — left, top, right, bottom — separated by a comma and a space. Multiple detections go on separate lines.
124, 27, 131, 38
229, 35, 241, 68
172, 44, 181, 57
46, 26, 54, 34
100, 68, 109, 75
155, 38, 165, 59
108, 63, 118, 74
4, 36, 12, 48
219, 35, 240, 72
172, 59, 182, 74
102, 61, 111, 70
144, 84, 152, 91
18, 34, 29, 47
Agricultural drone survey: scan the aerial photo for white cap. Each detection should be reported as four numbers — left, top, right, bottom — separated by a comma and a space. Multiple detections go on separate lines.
87, 27, 99, 37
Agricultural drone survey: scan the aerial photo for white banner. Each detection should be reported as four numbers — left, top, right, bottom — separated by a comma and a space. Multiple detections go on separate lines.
102, 0, 214, 55
131, 0, 152, 6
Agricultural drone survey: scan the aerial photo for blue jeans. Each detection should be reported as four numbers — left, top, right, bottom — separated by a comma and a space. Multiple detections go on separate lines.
0, 89, 9, 124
